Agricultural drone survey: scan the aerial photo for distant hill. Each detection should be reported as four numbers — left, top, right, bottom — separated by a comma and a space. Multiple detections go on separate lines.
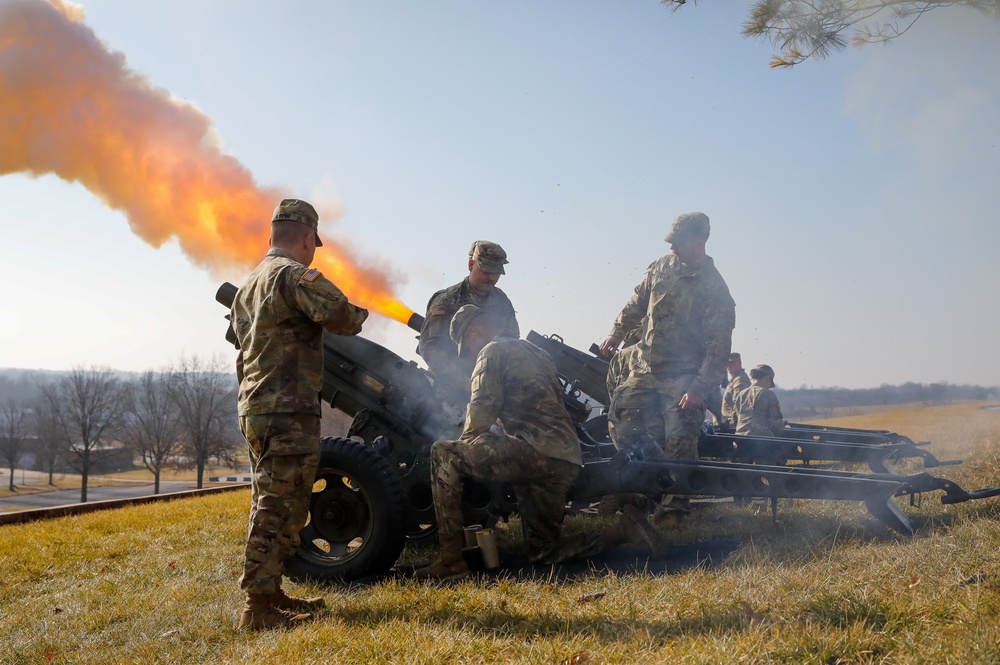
775, 382, 998, 419
0, 369, 64, 403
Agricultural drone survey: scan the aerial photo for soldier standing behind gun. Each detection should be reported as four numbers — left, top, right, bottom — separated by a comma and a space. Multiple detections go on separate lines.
605, 326, 641, 450
417, 241, 519, 432
230, 199, 368, 630
598, 212, 736, 520
721, 352, 751, 427
734, 364, 785, 439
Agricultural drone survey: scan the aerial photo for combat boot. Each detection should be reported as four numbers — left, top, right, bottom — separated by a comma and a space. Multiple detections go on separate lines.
237, 592, 313, 631
413, 536, 470, 581
272, 586, 326, 613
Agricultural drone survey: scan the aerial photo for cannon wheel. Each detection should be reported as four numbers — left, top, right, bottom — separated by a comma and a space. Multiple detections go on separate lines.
285, 436, 407, 582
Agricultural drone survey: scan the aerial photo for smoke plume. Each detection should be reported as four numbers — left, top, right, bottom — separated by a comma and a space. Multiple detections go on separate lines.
0, 0, 413, 323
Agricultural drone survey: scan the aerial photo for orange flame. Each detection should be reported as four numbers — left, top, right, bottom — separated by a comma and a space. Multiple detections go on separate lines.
0, 0, 415, 325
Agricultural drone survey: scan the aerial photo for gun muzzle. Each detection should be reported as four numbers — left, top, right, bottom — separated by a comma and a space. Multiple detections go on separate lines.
407, 312, 425, 333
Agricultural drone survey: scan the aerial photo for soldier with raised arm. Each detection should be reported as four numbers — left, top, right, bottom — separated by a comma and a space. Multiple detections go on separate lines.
231, 199, 369, 630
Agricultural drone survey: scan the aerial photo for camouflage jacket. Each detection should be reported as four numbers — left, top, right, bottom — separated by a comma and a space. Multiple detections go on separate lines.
463, 332, 582, 466
417, 277, 518, 397
721, 369, 751, 422
733, 385, 785, 437
232, 248, 368, 416
610, 254, 735, 398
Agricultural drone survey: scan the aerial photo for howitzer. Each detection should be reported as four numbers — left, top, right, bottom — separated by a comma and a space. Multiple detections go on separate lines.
218, 283, 1000, 582
526, 331, 962, 473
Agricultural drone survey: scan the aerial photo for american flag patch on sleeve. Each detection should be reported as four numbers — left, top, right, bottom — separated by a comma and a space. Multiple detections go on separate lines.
430, 306, 447, 316
302, 269, 321, 283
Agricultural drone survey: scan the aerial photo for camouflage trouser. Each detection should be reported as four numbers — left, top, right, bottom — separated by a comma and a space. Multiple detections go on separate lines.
610, 372, 703, 460
238, 413, 320, 596
430, 435, 579, 560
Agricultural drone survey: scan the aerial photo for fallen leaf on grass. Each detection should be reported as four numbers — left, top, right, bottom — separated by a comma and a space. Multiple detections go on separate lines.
44, 653, 56, 663
564, 651, 589, 664
577, 591, 607, 604
168, 561, 177, 569
53, 607, 62, 614
907, 575, 920, 589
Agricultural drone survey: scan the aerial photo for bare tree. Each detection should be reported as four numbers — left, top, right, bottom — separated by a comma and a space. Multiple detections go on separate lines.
121, 371, 182, 494
1, 397, 28, 491
29, 394, 64, 485
40, 366, 124, 502
169, 355, 240, 488
663, 0, 1000, 67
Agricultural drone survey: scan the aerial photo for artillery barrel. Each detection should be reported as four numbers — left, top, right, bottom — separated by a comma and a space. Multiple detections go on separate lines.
218, 281, 425, 334
407, 312, 425, 332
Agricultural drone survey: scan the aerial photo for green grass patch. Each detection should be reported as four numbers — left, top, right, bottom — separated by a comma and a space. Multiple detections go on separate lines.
2, 404, 999, 664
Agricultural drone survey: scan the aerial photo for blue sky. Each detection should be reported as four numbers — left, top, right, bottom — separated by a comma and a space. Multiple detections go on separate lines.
1, 0, 998, 389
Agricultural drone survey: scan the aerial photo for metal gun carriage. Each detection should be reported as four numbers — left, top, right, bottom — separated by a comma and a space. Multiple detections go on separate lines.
217, 283, 1000, 582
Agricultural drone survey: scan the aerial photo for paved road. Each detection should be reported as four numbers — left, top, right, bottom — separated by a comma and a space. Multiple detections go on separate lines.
0, 478, 200, 512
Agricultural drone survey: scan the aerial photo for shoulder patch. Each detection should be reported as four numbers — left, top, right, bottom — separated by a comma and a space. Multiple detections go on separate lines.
301, 269, 322, 283
430, 306, 447, 317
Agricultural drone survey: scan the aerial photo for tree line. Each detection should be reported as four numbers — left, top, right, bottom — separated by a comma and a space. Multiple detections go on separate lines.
0, 357, 240, 501
775, 381, 998, 419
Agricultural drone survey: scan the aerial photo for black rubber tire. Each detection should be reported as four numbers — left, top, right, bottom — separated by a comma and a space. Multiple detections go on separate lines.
285, 436, 408, 582
404, 523, 439, 548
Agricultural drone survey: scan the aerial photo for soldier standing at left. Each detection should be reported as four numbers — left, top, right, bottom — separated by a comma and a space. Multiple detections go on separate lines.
230, 199, 369, 630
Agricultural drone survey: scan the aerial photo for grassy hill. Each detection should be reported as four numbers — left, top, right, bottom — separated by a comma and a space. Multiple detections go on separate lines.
2, 403, 999, 664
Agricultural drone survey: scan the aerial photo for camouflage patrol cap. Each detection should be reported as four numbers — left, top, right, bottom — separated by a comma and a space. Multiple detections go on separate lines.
469, 240, 508, 275
272, 198, 323, 247
751, 364, 775, 380
664, 212, 710, 244
450, 304, 485, 358
728, 352, 742, 363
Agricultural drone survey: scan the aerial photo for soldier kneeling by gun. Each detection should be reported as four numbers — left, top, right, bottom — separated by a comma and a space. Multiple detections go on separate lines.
415, 305, 667, 580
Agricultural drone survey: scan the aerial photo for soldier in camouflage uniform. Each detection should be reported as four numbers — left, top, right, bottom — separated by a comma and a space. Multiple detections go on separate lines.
605, 331, 639, 451
230, 199, 368, 630
416, 241, 518, 434
734, 364, 785, 439
415, 306, 665, 580
599, 212, 736, 520
721, 352, 751, 427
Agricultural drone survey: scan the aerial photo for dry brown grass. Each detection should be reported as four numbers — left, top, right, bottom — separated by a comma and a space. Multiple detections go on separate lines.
1, 402, 998, 664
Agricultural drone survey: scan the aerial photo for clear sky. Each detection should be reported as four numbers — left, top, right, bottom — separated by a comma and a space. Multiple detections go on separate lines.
1, 0, 998, 389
